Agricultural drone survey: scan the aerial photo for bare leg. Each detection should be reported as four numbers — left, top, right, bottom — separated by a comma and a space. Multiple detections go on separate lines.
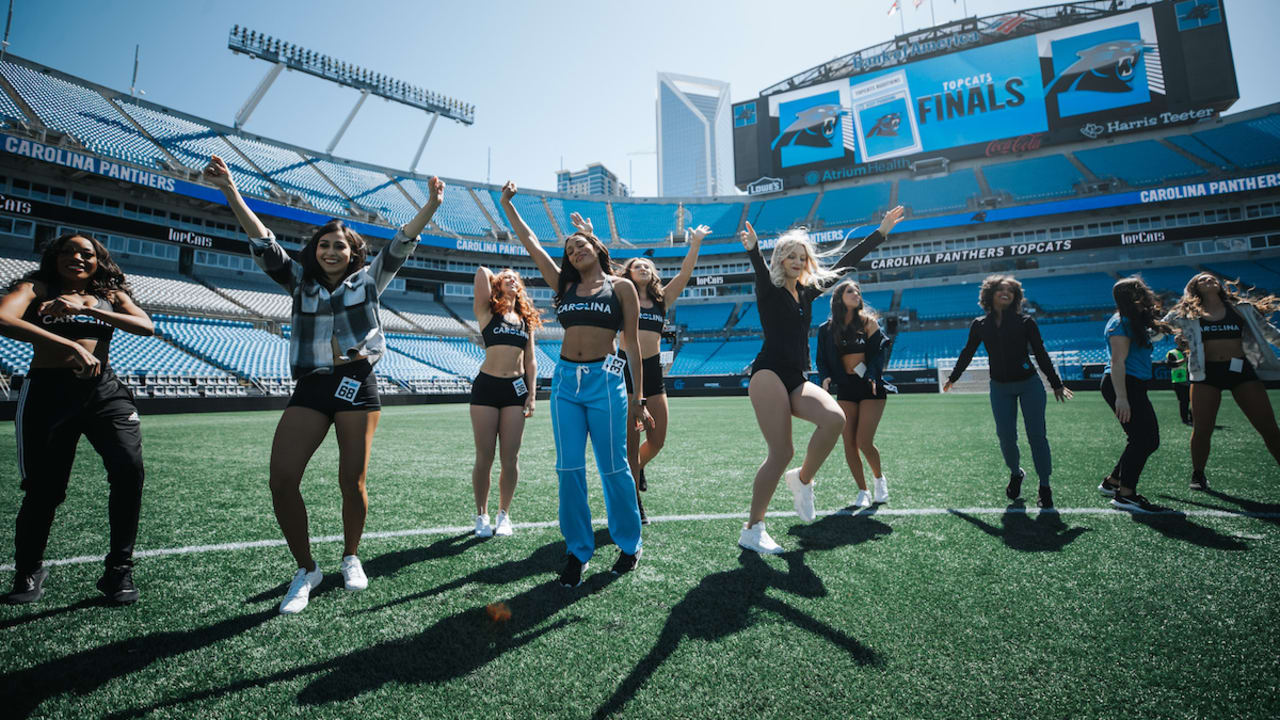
855, 399, 887, 478
1190, 384, 1222, 473
790, 381, 846, 485
638, 393, 670, 467
470, 405, 501, 515
747, 371, 794, 527
496, 405, 527, 513
1231, 381, 1280, 466
268, 407, 331, 570
334, 410, 379, 557
838, 400, 866, 490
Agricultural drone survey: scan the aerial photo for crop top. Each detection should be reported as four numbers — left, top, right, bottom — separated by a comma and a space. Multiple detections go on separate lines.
638, 303, 665, 333
556, 280, 623, 331
23, 295, 114, 342
835, 326, 876, 356
1199, 304, 1243, 341
481, 313, 529, 349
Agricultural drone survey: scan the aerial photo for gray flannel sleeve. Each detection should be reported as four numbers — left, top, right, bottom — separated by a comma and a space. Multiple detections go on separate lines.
247, 230, 299, 294
368, 229, 417, 296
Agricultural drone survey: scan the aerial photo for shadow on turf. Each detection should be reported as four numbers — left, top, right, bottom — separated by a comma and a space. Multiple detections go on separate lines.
948, 501, 1091, 552
0, 596, 107, 631
1128, 508, 1250, 551
1157, 489, 1280, 528
590, 510, 885, 720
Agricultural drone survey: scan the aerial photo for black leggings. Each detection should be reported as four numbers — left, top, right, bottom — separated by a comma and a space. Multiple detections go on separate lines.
13, 368, 145, 574
1100, 374, 1159, 491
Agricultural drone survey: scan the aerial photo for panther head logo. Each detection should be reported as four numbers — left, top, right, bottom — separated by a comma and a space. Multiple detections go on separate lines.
866, 112, 902, 138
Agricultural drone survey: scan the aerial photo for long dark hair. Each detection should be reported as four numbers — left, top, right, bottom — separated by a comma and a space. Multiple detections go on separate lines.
300, 219, 367, 287
555, 231, 614, 304
1170, 271, 1280, 318
978, 274, 1024, 315
11, 232, 131, 298
620, 256, 664, 311
828, 278, 878, 344
1112, 276, 1170, 349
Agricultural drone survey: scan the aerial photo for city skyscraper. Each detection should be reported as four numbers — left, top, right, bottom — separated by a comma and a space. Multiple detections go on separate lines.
656, 73, 732, 197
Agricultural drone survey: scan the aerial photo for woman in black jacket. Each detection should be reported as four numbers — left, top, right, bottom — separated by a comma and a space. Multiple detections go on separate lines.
943, 275, 1072, 508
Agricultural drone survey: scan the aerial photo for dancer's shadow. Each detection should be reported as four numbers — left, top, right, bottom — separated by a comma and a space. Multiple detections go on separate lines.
949, 502, 1090, 552
0, 596, 105, 631
0, 608, 277, 719
591, 514, 885, 720
1130, 510, 1249, 551
789, 506, 894, 550
1158, 490, 1280, 529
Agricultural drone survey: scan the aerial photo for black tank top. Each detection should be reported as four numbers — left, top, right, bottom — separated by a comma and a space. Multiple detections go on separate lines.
481, 312, 529, 349
23, 294, 114, 342
556, 280, 622, 331
1200, 304, 1243, 341
834, 326, 869, 356
638, 303, 665, 333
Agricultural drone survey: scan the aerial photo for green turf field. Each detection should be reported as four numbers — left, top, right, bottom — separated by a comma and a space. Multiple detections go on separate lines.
1, 392, 1277, 719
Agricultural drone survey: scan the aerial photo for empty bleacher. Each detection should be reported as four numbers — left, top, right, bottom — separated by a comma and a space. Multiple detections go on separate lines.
386, 334, 482, 377
309, 159, 417, 225
401, 180, 492, 237
814, 182, 892, 227
130, 271, 251, 317
983, 155, 1083, 201
493, 191, 558, 241
735, 303, 761, 331
156, 315, 291, 382
1205, 261, 1280, 292
225, 136, 349, 215
1174, 118, 1280, 170
1121, 265, 1197, 295
696, 337, 760, 375
897, 169, 979, 216
0, 83, 27, 124
1074, 140, 1205, 187
674, 302, 735, 331
746, 194, 816, 235
899, 282, 981, 321
683, 202, 744, 239
1021, 273, 1117, 312
610, 202, 676, 243
382, 296, 470, 335
669, 338, 722, 375
557, 198, 611, 241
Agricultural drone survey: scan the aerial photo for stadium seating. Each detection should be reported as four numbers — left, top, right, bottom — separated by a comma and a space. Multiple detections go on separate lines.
1074, 141, 1205, 187
386, 334, 483, 377
308, 159, 419, 226
0, 256, 37, 287
204, 277, 291, 320
669, 338, 722, 375
696, 337, 761, 375
1120, 265, 1197, 295
225, 136, 349, 215
734, 303, 761, 331
674, 302, 735, 331
864, 290, 894, 313
156, 315, 291, 380
471, 187, 509, 235
1, 62, 169, 169
1205, 261, 1280, 292
1180, 119, 1280, 170
899, 282, 981, 321
1020, 273, 1117, 312
382, 296, 470, 335
746, 194, 816, 235
0, 84, 27, 124
557, 198, 611, 241
492, 190, 559, 241
885, 326, 977, 370
682, 202, 744, 239
982, 155, 1083, 201
398, 178, 487, 236
814, 182, 892, 226
897, 169, 979, 216
129, 271, 251, 317
610, 202, 676, 243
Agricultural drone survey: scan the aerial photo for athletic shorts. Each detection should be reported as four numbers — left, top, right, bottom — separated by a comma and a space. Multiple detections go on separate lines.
287, 360, 380, 417
751, 359, 808, 395
1194, 358, 1259, 391
470, 371, 529, 408
620, 352, 666, 397
835, 374, 887, 403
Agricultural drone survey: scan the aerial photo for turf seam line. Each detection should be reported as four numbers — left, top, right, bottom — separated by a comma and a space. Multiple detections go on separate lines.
4, 505, 1276, 572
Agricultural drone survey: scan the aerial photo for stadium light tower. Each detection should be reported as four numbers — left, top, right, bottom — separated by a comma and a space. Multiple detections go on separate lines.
227, 26, 474, 166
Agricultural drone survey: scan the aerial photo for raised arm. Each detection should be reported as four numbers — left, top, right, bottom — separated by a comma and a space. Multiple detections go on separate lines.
499, 181, 559, 288
831, 205, 905, 273
943, 319, 983, 392
473, 267, 494, 324
0, 281, 101, 376
203, 155, 269, 239
663, 224, 709, 307
367, 176, 444, 295
740, 221, 770, 285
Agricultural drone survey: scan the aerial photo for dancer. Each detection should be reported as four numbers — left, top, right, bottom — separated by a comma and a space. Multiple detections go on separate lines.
1163, 272, 1280, 490
815, 279, 892, 509
470, 266, 540, 537
1165, 336, 1192, 427
942, 275, 1073, 509
499, 181, 651, 587
0, 233, 153, 605
204, 155, 444, 613
1099, 277, 1167, 513
618, 224, 710, 524
739, 206, 905, 554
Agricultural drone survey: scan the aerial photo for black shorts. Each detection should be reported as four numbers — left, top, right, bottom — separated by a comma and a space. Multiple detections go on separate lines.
620, 352, 666, 397
287, 360, 380, 417
835, 374, 887, 403
751, 359, 808, 395
1194, 358, 1260, 391
470, 371, 529, 408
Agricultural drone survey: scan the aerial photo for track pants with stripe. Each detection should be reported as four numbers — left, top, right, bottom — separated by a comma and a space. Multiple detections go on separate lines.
550, 360, 642, 563
13, 368, 145, 574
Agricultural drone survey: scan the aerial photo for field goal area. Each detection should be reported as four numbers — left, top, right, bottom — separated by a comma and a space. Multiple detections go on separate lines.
934, 351, 1081, 393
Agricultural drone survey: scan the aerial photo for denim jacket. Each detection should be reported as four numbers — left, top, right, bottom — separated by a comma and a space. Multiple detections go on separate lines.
814, 319, 892, 388
1162, 301, 1280, 382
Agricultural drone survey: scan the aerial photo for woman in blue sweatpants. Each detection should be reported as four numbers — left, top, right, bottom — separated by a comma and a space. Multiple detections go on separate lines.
500, 181, 651, 587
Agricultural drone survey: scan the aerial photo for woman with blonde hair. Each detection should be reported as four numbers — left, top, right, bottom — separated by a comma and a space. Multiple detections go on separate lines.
738, 206, 904, 554
1163, 272, 1280, 490
469, 266, 541, 537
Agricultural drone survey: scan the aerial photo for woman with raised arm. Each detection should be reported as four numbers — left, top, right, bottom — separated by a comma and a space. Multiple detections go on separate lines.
203, 155, 443, 614
1163, 273, 1280, 490
738, 207, 904, 554
469, 266, 540, 538
815, 279, 893, 509
942, 275, 1073, 509
1099, 277, 1168, 513
0, 233, 153, 605
499, 181, 651, 587
618, 224, 709, 524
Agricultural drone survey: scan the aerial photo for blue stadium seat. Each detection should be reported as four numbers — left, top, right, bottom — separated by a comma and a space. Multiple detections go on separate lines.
492, 191, 558, 241
669, 339, 722, 375
1184, 120, 1280, 170
1074, 141, 1206, 187
401, 179, 491, 236
1205, 261, 1280, 292
674, 302, 735, 331
1120, 266, 1197, 295
982, 155, 1082, 201
900, 282, 981, 321
696, 337, 761, 375
746, 194, 817, 235
156, 316, 291, 380
1021, 273, 1116, 312
226, 136, 349, 215
558, 198, 611, 241
385, 334, 483, 377
682, 202, 743, 239
611, 202, 677, 243
309, 159, 418, 226
814, 182, 892, 226
735, 303, 761, 331
897, 169, 978, 216
0, 84, 27, 124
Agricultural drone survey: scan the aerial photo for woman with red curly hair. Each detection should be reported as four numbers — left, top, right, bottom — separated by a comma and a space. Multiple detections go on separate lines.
470, 266, 542, 537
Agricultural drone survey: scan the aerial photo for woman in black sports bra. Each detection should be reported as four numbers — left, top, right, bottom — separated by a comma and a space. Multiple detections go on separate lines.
738, 206, 905, 555
500, 181, 651, 588
469, 266, 541, 538
617, 223, 710, 523
0, 232, 154, 605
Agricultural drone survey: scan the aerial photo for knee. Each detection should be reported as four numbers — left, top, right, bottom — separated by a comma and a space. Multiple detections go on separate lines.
22, 484, 67, 510
268, 471, 301, 495
339, 473, 367, 499
106, 456, 145, 487
647, 435, 666, 453
857, 437, 878, 454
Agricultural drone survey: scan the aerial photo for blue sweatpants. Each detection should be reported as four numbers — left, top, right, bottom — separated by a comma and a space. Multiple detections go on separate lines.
550, 360, 642, 563
989, 375, 1052, 486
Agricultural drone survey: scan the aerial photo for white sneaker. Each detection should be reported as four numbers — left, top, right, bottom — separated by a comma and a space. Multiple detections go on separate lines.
739, 521, 784, 554
340, 555, 367, 591
279, 564, 322, 615
873, 476, 889, 504
854, 489, 872, 508
474, 513, 493, 538
493, 511, 513, 537
784, 468, 816, 523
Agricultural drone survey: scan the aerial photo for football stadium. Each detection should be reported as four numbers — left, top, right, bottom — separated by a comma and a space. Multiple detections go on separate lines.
1, 0, 1278, 717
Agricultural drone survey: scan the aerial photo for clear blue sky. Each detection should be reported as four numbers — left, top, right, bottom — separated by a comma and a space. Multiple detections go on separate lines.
10, 0, 1279, 196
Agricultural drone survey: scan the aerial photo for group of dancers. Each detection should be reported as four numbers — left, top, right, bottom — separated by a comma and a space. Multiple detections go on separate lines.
1, 154, 1277, 613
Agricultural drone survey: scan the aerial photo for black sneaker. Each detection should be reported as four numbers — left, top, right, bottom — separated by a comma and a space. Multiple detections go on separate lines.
96, 565, 139, 605
1006, 468, 1025, 501
637, 466, 647, 493
6, 567, 49, 604
637, 494, 651, 526
557, 556, 587, 588
611, 549, 641, 576
1098, 476, 1119, 497
1036, 486, 1054, 509
1189, 471, 1208, 492
1111, 493, 1163, 513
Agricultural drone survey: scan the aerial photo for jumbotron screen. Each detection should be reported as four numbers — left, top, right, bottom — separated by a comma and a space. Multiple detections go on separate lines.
733, 0, 1237, 192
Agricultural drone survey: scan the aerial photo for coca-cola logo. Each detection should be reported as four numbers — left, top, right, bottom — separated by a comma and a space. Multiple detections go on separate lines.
984, 133, 1044, 157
